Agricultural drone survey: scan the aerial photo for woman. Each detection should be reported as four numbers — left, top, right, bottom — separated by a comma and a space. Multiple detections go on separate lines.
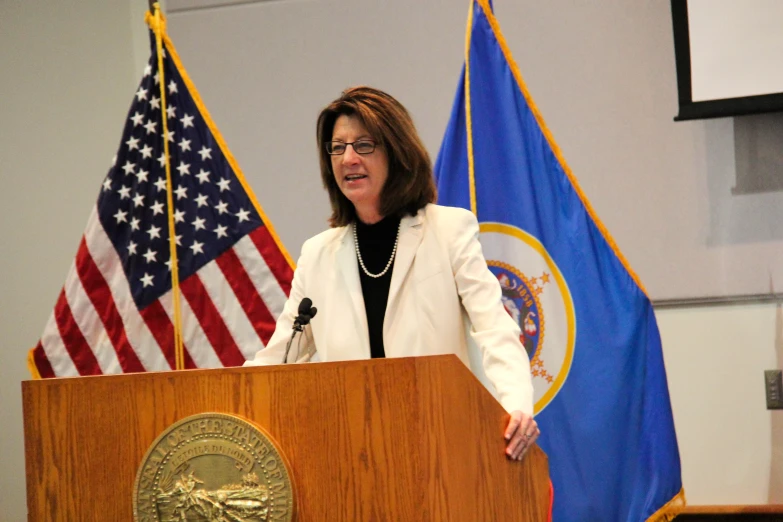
246, 86, 539, 461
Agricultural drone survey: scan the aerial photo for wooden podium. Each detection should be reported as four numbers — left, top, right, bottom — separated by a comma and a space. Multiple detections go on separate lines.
22, 354, 550, 521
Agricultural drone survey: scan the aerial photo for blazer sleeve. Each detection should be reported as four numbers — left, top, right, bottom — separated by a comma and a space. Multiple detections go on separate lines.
446, 208, 535, 415
244, 239, 317, 366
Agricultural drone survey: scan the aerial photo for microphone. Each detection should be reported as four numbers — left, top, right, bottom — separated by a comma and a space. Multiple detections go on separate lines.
283, 297, 317, 363
295, 298, 317, 327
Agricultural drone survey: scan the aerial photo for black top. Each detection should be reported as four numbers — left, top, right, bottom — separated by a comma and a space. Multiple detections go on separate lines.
355, 215, 401, 359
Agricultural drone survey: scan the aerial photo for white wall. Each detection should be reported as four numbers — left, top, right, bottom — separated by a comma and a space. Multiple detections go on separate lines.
0, 1, 781, 519
0, 0, 149, 519
163, 0, 783, 300
658, 303, 783, 504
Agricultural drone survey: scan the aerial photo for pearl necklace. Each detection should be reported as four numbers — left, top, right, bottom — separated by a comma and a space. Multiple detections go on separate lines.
353, 220, 400, 278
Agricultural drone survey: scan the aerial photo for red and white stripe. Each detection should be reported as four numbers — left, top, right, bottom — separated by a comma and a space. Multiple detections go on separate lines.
33, 206, 292, 377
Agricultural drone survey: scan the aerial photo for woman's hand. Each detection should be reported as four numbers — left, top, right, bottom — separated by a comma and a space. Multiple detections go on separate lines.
504, 410, 539, 461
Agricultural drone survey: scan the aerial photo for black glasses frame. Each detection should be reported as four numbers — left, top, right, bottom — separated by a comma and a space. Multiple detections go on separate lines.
325, 140, 377, 155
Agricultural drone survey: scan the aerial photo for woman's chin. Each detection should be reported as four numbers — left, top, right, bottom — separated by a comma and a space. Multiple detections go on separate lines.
342, 189, 374, 206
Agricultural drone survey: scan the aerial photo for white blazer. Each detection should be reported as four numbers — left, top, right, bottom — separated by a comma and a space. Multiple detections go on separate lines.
245, 204, 533, 414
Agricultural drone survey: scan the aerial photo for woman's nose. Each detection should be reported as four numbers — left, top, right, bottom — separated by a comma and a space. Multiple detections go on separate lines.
341, 145, 361, 164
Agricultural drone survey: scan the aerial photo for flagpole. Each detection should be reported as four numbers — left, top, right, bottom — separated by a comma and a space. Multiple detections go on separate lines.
464, 0, 477, 216
149, 2, 186, 370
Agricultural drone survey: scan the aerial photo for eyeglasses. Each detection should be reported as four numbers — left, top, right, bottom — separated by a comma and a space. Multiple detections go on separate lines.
325, 140, 377, 155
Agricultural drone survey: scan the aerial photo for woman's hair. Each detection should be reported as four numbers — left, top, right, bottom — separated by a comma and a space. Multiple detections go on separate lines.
316, 86, 437, 227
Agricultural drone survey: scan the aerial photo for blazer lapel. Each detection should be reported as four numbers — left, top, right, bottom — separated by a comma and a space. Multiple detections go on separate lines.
335, 225, 370, 353
386, 210, 424, 314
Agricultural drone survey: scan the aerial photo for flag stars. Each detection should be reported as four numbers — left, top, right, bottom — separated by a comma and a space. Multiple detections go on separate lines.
236, 208, 250, 223
92, 48, 284, 304
215, 201, 229, 215
195, 194, 209, 208
192, 216, 206, 231
176, 162, 190, 176
122, 161, 136, 175
140, 273, 154, 288
195, 169, 210, 184
143, 248, 157, 263
147, 225, 162, 240
190, 240, 204, 255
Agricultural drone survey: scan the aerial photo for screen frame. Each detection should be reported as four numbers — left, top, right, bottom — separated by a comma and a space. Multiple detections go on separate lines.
671, 0, 783, 121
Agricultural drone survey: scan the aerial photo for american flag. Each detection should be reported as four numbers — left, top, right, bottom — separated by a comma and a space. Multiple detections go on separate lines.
29, 27, 293, 378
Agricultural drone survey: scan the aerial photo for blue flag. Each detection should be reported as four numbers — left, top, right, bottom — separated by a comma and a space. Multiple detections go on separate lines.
434, 1, 684, 520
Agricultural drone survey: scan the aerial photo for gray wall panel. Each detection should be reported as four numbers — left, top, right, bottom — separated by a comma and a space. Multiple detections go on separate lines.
165, 0, 783, 299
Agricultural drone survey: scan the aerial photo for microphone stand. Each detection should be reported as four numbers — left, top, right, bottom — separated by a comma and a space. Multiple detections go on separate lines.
282, 321, 304, 364
282, 300, 317, 364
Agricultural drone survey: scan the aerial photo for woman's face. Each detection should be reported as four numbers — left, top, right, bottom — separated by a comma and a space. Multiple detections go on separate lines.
330, 114, 389, 218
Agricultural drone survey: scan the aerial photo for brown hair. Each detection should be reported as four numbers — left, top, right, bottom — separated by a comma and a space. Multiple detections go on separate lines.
316, 86, 437, 227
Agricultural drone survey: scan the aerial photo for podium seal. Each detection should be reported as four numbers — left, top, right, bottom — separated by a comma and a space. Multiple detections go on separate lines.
133, 413, 295, 521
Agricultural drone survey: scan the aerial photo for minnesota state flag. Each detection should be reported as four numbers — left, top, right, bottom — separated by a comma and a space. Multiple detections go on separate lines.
434, 1, 685, 520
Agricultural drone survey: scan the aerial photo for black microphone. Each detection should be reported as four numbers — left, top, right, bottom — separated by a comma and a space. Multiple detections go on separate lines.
283, 297, 317, 363
296, 298, 316, 326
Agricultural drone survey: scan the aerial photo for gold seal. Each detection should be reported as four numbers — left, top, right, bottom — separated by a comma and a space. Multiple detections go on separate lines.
133, 413, 295, 522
